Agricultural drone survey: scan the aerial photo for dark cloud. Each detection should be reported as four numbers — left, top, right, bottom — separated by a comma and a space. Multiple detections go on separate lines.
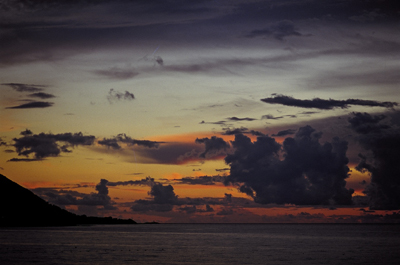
195, 136, 230, 158
131, 182, 178, 212
272, 129, 296, 137
222, 127, 249, 135
20, 129, 33, 136
149, 183, 178, 204
225, 125, 354, 205
107, 89, 135, 103
33, 179, 116, 211
349, 112, 400, 210
6, 101, 54, 109
173, 175, 226, 186
2, 83, 46, 92
224, 193, 232, 203
107, 177, 155, 187
11, 130, 95, 160
141, 54, 164, 66
98, 133, 163, 149
348, 112, 389, 134
94, 67, 139, 80
179, 205, 197, 214
262, 114, 284, 120
199, 120, 226, 125
261, 95, 397, 110
227, 117, 257, 121
8, 158, 43, 162
129, 179, 233, 213
98, 138, 121, 150
217, 208, 234, 216
233, 0, 400, 23
245, 20, 305, 40
127, 142, 203, 164
28, 92, 55, 99
179, 204, 214, 214
0, 138, 8, 146
299, 111, 319, 115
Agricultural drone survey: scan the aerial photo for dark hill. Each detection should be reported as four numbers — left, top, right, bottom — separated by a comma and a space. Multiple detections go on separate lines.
0, 174, 136, 226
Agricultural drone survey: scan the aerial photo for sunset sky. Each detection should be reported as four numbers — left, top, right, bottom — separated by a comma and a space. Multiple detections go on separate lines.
1, 0, 400, 223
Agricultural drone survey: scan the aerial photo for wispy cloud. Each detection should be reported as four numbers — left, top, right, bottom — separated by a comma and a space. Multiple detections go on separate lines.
94, 67, 139, 80
2, 83, 46, 92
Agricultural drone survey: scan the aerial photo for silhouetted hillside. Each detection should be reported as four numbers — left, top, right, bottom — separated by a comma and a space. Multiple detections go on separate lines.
0, 174, 136, 226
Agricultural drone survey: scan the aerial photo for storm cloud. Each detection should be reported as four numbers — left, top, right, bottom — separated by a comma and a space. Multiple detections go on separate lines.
261, 95, 398, 110
349, 112, 400, 210
225, 125, 354, 205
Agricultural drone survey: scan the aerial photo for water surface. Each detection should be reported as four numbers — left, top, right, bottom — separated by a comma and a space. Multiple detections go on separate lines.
1, 224, 399, 264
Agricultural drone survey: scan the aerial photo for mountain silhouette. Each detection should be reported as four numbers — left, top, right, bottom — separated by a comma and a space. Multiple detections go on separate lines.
0, 174, 136, 226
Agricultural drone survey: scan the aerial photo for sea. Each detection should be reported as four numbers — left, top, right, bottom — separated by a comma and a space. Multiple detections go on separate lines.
1, 224, 400, 265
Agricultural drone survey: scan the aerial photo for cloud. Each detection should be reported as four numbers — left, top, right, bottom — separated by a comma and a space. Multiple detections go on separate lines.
94, 67, 139, 80
131, 182, 178, 212
10, 130, 95, 160
33, 179, 116, 211
27, 92, 55, 99
217, 208, 234, 216
107, 177, 155, 187
348, 112, 389, 134
6, 101, 54, 109
2, 83, 46, 92
8, 158, 43, 162
20, 129, 33, 136
199, 120, 226, 125
262, 114, 284, 120
179, 204, 214, 214
173, 175, 226, 185
98, 133, 163, 149
227, 117, 257, 121
195, 136, 230, 158
0, 138, 8, 146
112, 142, 203, 165
225, 125, 354, 205
349, 112, 400, 210
222, 127, 250, 135
245, 20, 305, 40
272, 129, 296, 137
107, 89, 135, 103
261, 95, 397, 110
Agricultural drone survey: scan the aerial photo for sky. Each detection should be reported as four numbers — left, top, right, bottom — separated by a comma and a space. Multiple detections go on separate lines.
1, 0, 400, 223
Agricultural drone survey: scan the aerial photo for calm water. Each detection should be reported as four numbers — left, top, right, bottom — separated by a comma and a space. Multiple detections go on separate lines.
1, 224, 400, 265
